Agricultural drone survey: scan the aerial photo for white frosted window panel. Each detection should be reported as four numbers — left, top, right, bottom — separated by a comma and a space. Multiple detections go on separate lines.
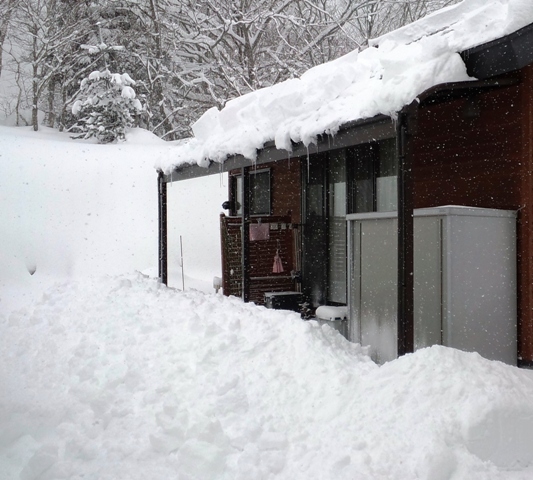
377, 176, 397, 212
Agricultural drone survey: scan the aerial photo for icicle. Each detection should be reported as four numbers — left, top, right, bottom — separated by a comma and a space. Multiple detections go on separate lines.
219, 162, 225, 187
180, 235, 185, 291
306, 146, 311, 182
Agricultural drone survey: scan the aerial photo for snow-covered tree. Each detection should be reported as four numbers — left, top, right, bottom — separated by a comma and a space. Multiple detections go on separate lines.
6, 0, 93, 130
0, 0, 460, 137
70, 69, 143, 144
0, 0, 17, 80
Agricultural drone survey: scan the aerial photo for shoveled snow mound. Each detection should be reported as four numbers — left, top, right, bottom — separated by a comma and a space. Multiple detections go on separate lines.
2, 273, 533, 479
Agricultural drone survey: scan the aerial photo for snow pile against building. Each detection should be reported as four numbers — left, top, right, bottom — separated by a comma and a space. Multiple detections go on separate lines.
1, 273, 533, 480
156, 0, 533, 172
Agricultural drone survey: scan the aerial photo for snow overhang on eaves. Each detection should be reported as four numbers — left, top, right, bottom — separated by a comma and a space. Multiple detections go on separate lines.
461, 22, 533, 79
164, 115, 394, 182
165, 21, 533, 184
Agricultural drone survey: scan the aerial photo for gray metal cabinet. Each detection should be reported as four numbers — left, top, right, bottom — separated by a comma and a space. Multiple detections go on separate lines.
347, 206, 517, 365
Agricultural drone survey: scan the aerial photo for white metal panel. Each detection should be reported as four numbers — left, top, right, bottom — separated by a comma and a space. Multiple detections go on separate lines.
359, 218, 398, 363
413, 216, 442, 349
442, 213, 517, 364
347, 206, 517, 365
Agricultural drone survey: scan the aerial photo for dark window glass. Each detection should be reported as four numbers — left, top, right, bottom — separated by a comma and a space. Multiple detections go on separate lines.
348, 139, 397, 214
235, 170, 271, 215
376, 138, 397, 212
328, 150, 347, 304
250, 171, 270, 215
350, 144, 376, 214
303, 156, 328, 307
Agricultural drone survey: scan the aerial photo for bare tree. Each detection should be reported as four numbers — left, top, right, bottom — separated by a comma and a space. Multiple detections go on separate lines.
151, 0, 373, 139
353, 0, 460, 45
0, 0, 462, 137
0, 0, 17, 80
8, 0, 94, 130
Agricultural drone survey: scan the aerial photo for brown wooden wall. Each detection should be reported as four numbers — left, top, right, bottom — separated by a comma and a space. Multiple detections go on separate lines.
410, 68, 533, 364
270, 159, 302, 224
411, 77, 523, 211
517, 65, 533, 365
220, 214, 300, 304
222, 159, 302, 304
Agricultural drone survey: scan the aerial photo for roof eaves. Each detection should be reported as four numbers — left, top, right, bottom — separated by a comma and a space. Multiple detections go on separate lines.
166, 115, 395, 182
166, 22, 533, 182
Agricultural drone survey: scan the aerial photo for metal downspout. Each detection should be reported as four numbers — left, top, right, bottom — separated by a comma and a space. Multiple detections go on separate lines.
158, 170, 168, 285
241, 167, 250, 302
397, 106, 415, 356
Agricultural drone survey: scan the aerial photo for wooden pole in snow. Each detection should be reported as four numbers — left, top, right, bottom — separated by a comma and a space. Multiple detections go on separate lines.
180, 235, 185, 291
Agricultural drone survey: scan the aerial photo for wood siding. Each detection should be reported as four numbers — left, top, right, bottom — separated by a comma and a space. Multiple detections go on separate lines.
412, 90, 522, 210
221, 159, 302, 305
220, 214, 299, 304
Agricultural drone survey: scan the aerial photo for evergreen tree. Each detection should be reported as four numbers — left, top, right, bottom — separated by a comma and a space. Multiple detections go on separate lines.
70, 69, 143, 144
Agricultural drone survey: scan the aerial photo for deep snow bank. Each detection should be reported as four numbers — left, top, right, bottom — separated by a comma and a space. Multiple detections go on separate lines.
0, 125, 226, 313
2, 273, 533, 480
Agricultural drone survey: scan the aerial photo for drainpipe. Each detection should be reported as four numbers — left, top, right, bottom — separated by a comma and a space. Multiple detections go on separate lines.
241, 167, 250, 301
158, 170, 168, 285
396, 105, 415, 356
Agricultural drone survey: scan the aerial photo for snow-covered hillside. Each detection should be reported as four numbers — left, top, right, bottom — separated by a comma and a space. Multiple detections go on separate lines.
0, 125, 226, 313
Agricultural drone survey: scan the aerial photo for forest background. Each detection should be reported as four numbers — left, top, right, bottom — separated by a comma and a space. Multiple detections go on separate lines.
0, 0, 458, 141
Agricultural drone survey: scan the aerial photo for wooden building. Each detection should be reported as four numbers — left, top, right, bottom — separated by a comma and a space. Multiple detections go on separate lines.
159, 14, 533, 367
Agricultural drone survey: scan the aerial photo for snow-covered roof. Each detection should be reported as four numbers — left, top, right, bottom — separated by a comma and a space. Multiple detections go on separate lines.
156, 0, 533, 174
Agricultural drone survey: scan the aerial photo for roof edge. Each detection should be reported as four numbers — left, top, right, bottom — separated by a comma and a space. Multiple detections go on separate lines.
461, 22, 533, 79
165, 115, 395, 182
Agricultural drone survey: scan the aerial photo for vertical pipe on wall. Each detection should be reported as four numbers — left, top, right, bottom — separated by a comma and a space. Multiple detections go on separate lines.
158, 170, 168, 286
397, 109, 415, 356
241, 167, 250, 302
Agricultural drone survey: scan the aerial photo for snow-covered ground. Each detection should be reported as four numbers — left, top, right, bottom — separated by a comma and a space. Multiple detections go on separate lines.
3, 0, 533, 475
2, 273, 533, 480
0, 125, 226, 313
2, 125, 533, 479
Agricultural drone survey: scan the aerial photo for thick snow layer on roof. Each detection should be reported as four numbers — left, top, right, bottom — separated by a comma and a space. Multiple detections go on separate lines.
156, 0, 533, 174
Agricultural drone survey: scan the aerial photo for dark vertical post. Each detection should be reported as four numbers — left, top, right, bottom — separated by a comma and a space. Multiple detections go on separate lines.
158, 170, 168, 285
241, 167, 250, 302
397, 110, 414, 356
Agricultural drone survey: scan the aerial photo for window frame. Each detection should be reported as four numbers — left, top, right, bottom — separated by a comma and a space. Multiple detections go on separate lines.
231, 168, 272, 216
347, 138, 398, 214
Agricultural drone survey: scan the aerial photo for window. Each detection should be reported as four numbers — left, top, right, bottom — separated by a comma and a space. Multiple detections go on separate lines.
349, 138, 398, 214
234, 169, 271, 216
302, 138, 397, 307
327, 150, 347, 304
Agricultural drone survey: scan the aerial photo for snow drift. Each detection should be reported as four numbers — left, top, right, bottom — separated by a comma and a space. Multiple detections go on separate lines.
2, 273, 533, 480
0, 125, 226, 313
